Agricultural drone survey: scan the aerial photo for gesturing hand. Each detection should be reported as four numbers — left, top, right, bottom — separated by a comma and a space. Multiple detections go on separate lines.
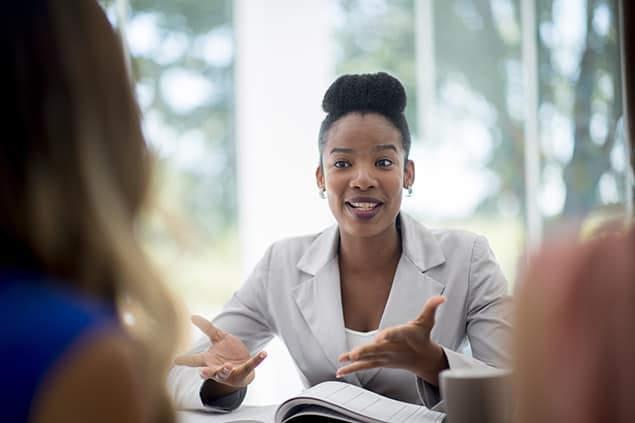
336, 295, 448, 386
174, 315, 267, 387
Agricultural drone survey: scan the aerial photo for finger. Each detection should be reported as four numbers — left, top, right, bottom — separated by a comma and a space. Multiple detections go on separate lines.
414, 296, 446, 329
338, 344, 380, 362
199, 365, 224, 379
336, 360, 385, 377
191, 315, 225, 343
233, 351, 268, 379
173, 352, 205, 367
375, 326, 408, 343
350, 345, 394, 361
344, 341, 393, 361
338, 352, 352, 363
339, 350, 388, 363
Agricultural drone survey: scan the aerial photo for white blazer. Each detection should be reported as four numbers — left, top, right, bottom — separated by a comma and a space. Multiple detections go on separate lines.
168, 213, 512, 410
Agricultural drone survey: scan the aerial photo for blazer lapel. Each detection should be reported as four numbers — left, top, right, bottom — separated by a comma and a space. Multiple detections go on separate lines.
379, 255, 445, 329
292, 213, 446, 386
293, 225, 361, 385
380, 213, 447, 328
368, 213, 447, 383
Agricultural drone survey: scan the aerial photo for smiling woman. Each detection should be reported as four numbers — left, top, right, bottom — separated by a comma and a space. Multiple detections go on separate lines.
168, 72, 512, 413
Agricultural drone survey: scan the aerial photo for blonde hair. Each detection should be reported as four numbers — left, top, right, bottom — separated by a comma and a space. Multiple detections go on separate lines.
0, 2, 182, 419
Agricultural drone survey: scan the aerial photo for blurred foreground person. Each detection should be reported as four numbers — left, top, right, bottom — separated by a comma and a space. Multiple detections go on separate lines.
515, 224, 635, 423
0, 2, 181, 422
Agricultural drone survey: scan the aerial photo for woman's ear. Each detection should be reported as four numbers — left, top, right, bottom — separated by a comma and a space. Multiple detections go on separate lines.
315, 165, 325, 190
404, 159, 415, 188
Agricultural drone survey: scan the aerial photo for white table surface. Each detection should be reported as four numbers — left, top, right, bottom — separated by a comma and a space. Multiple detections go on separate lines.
177, 405, 277, 423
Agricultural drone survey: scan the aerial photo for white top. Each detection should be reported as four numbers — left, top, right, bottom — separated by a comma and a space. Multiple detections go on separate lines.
344, 327, 379, 385
344, 327, 378, 350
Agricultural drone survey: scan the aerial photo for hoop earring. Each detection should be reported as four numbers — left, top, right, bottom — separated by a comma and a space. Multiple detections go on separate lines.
319, 188, 326, 199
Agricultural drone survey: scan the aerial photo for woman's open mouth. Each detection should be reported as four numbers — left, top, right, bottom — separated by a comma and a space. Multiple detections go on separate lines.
345, 198, 383, 220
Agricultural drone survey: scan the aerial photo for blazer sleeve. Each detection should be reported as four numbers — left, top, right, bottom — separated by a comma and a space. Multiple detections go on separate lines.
418, 235, 513, 408
167, 245, 277, 411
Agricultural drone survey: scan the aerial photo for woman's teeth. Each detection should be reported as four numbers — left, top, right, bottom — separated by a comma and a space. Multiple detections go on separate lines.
350, 202, 378, 210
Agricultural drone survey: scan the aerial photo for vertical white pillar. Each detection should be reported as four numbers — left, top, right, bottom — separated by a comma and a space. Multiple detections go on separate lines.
235, 0, 336, 277
415, 0, 436, 143
521, 0, 542, 249
234, 0, 335, 403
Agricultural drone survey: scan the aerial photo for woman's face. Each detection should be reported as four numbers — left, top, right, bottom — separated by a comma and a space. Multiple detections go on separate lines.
316, 112, 414, 240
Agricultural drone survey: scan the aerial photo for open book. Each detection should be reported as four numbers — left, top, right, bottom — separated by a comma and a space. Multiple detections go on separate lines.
177, 381, 446, 423
272, 380, 446, 423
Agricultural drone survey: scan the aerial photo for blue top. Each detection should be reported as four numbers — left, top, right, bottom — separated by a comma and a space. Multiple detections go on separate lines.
0, 271, 117, 422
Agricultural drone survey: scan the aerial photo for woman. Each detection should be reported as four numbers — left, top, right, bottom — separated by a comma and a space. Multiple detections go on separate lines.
170, 72, 511, 411
0, 2, 181, 422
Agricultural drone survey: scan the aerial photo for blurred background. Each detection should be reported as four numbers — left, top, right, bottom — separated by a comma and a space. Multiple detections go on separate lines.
100, 0, 631, 404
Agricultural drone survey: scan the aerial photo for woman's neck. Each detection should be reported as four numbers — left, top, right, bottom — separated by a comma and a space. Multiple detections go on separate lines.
338, 225, 402, 273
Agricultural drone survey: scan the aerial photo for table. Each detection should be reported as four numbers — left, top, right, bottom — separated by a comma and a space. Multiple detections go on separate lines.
177, 405, 277, 423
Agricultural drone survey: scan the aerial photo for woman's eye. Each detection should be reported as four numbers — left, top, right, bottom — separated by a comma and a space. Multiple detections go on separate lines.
376, 159, 393, 167
334, 160, 351, 168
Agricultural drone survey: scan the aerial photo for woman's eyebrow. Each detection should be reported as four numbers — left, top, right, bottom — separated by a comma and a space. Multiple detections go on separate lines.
374, 144, 398, 153
329, 147, 353, 154
330, 145, 398, 155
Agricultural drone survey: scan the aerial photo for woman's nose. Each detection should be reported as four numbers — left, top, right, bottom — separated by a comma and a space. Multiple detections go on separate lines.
350, 166, 377, 190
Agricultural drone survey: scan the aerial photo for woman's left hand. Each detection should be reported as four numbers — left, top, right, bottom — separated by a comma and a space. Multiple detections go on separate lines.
336, 295, 449, 386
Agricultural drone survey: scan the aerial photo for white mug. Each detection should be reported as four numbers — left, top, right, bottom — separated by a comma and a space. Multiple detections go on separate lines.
439, 367, 513, 423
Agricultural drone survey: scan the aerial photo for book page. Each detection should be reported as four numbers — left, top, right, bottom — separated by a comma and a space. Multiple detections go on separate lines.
284, 405, 366, 422
276, 381, 445, 423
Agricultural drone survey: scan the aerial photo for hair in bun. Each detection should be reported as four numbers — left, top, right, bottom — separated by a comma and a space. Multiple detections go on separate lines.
318, 72, 411, 165
321, 72, 407, 115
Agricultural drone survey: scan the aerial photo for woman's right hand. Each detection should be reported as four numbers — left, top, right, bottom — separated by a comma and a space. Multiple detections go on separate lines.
173, 315, 267, 387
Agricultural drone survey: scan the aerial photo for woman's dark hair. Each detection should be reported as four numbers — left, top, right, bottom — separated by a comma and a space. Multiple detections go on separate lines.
317, 72, 411, 165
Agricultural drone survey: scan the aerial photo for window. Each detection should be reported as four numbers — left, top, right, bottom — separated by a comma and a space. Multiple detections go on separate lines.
104, 0, 629, 404
102, 0, 239, 315
335, 0, 627, 284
